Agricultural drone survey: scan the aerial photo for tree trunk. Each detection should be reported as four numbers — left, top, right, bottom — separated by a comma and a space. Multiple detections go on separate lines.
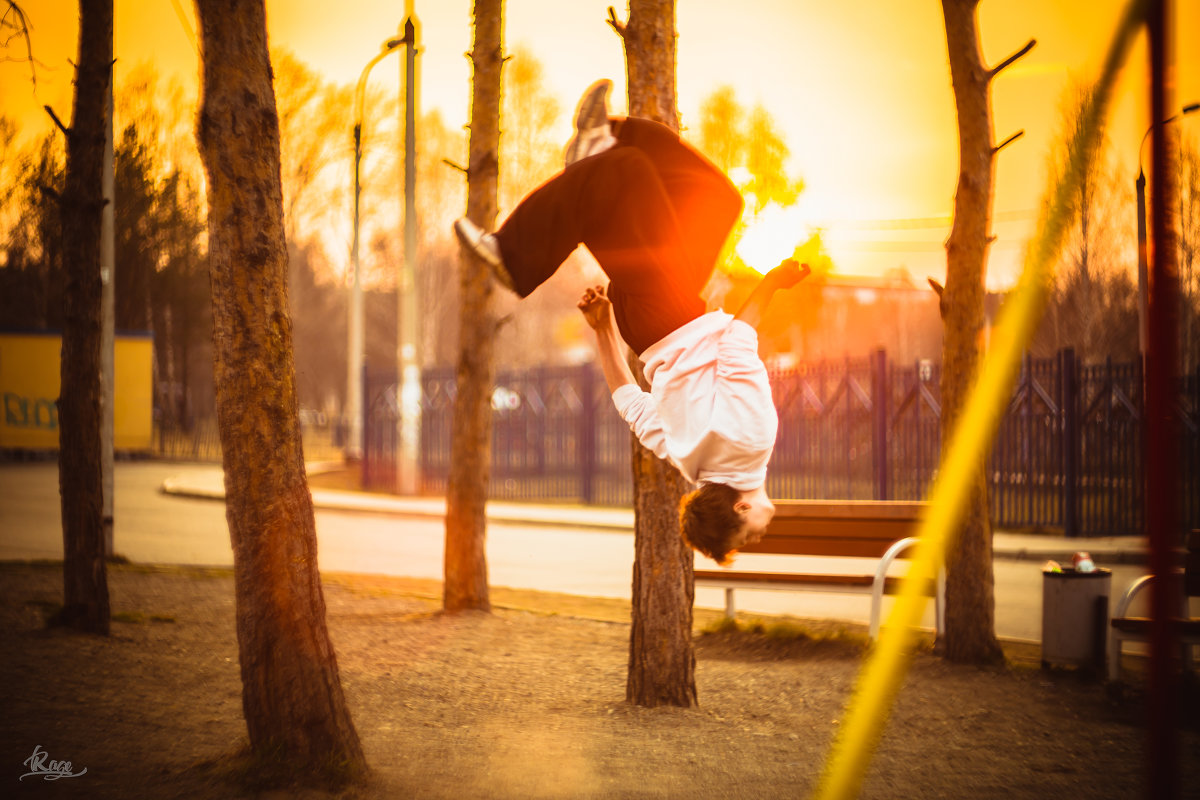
619, 1, 678, 129
444, 0, 503, 613
613, 0, 697, 708
626, 436, 697, 707
938, 0, 1005, 664
56, 0, 112, 636
194, 0, 366, 779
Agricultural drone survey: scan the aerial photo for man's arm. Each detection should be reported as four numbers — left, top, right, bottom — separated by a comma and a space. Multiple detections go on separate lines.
578, 285, 672, 462
578, 285, 638, 393
734, 259, 810, 330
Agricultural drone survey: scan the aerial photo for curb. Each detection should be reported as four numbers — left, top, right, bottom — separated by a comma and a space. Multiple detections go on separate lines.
160, 479, 635, 532
160, 475, 1149, 566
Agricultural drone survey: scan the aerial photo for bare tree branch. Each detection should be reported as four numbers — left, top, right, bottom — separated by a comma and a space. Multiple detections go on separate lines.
994, 129, 1024, 154
607, 6, 627, 38
1, 1, 38, 90
42, 104, 68, 137
989, 38, 1036, 79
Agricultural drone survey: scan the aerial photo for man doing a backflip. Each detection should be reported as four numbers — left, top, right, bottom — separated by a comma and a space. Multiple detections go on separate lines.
455, 79, 807, 565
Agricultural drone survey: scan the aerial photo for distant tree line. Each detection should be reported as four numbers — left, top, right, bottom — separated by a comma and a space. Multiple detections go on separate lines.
1029, 82, 1200, 369
0, 83, 210, 431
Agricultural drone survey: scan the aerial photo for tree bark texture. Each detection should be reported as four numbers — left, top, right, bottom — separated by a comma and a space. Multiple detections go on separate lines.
615, 0, 697, 708
939, 0, 1004, 664
617, 0, 678, 129
56, 0, 112, 635
626, 437, 697, 707
444, 0, 503, 613
194, 0, 365, 775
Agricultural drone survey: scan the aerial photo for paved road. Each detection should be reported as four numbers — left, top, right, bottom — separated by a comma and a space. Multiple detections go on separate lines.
0, 461, 1152, 643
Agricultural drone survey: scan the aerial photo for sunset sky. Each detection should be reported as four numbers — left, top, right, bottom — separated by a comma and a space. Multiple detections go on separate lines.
3, 0, 1197, 289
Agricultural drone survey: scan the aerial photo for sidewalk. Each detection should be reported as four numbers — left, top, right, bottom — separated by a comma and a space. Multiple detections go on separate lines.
160, 463, 1150, 567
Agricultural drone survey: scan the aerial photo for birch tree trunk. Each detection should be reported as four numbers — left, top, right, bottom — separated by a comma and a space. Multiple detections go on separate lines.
194, 0, 365, 778
612, 0, 697, 708
938, 0, 1030, 664
444, 0, 503, 612
56, 0, 112, 635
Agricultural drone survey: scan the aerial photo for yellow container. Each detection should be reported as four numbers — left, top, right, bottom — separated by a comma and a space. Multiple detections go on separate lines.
0, 331, 153, 451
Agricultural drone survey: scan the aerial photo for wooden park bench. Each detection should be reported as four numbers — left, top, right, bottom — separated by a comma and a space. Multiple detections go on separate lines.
1108, 530, 1200, 682
693, 500, 943, 640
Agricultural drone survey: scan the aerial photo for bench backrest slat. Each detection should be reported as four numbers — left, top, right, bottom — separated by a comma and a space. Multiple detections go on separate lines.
737, 500, 926, 558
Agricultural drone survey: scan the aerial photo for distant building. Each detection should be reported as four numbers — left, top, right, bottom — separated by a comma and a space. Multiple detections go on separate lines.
716, 269, 942, 366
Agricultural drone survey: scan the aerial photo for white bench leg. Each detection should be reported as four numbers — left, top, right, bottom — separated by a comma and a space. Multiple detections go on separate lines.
869, 587, 883, 641
936, 569, 945, 636
724, 587, 736, 618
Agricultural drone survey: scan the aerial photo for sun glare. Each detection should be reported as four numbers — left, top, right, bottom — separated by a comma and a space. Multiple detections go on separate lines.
735, 202, 811, 275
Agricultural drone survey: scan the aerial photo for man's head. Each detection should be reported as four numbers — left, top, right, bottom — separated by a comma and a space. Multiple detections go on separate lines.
679, 483, 776, 565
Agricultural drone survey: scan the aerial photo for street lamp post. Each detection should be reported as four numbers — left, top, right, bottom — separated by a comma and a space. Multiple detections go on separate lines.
1135, 101, 1199, 357
345, 36, 405, 462
395, 11, 421, 495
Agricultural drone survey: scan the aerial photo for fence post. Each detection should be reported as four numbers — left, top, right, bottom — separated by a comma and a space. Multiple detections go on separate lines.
872, 348, 889, 500
578, 365, 596, 504
535, 366, 547, 476
1061, 348, 1079, 538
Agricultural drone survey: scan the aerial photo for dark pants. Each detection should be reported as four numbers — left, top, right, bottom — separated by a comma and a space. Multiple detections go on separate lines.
493, 117, 743, 355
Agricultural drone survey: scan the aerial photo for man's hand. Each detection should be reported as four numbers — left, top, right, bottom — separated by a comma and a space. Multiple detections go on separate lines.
577, 284, 614, 331
735, 260, 811, 329
764, 259, 811, 291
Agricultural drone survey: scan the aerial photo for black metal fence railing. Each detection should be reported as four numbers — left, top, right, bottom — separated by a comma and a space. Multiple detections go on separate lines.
359, 347, 1199, 538
366, 364, 635, 507
1077, 356, 1145, 537
153, 416, 344, 465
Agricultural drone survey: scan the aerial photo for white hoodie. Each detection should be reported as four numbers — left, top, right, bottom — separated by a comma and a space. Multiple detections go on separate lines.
611, 311, 778, 490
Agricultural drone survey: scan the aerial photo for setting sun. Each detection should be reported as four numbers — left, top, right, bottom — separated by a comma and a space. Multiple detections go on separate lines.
735, 201, 811, 275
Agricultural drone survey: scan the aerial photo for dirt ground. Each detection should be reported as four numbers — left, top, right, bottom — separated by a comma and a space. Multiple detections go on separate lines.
1, 561, 1197, 800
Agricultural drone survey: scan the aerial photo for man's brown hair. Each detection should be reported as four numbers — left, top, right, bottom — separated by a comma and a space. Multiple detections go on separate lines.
679, 482, 743, 566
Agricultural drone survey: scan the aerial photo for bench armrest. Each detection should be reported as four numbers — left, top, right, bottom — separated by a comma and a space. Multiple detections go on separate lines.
871, 536, 944, 639
1112, 569, 1186, 620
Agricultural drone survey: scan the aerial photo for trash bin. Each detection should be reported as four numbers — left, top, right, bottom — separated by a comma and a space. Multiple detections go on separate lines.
1041, 566, 1111, 670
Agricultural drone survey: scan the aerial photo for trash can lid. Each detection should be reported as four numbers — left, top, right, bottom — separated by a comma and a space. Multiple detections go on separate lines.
1043, 566, 1111, 578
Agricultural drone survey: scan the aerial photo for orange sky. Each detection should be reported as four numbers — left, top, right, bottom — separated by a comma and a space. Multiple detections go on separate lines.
3, 0, 1197, 289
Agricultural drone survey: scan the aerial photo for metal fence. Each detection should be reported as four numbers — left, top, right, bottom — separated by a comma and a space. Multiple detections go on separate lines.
153, 417, 345, 464
362, 349, 1200, 538
365, 363, 634, 507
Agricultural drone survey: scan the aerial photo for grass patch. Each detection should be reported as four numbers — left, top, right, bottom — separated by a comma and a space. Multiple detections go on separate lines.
115, 563, 234, 580
1, 559, 63, 570
699, 614, 869, 646
111, 611, 178, 625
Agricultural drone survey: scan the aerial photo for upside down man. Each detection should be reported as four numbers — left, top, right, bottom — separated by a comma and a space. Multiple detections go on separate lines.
455, 79, 807, 564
